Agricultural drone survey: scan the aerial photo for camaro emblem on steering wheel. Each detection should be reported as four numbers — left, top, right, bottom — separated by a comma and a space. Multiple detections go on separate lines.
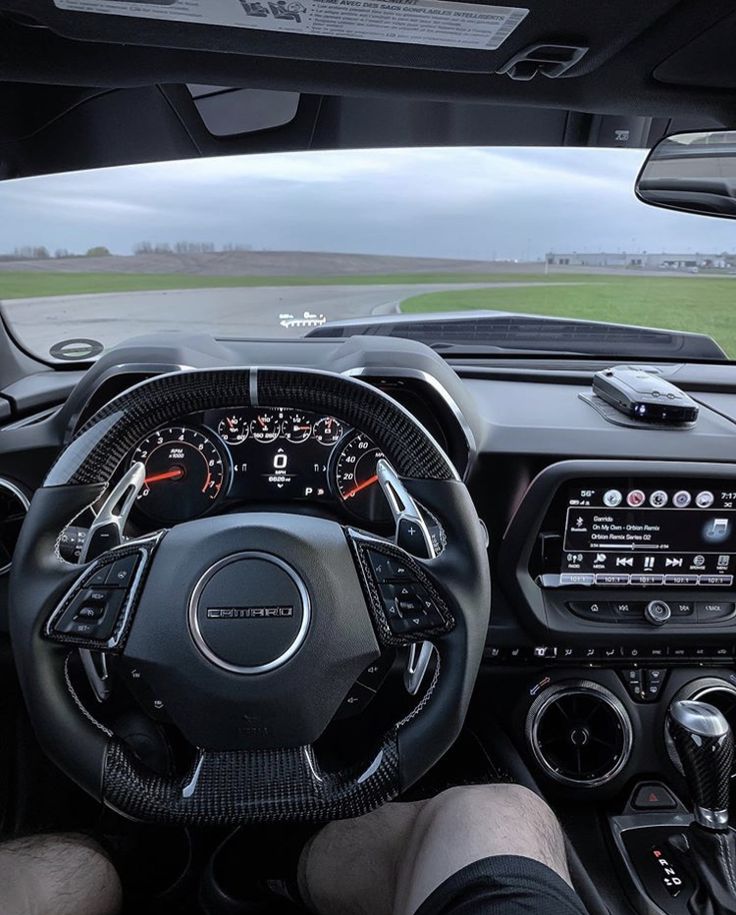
206, 606, 295, 620
188, 551, 310, 675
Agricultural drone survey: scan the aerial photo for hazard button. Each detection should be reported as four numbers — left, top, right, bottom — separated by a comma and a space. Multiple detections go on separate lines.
632, 784, 677, 811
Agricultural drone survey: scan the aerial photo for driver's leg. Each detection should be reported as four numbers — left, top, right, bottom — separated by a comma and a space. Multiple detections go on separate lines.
0, 833, 122, 915
299, 784, 584, 915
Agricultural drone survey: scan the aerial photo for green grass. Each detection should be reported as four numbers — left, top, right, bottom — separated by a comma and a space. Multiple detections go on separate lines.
401, 276, 736, 357
0, 270, 604, 300
2, 269, 736, 357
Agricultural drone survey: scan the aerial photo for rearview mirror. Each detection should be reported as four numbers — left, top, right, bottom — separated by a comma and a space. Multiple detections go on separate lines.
636, 129, 736, 219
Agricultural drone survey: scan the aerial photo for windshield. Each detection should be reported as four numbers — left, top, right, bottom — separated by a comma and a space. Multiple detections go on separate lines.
2, 146, 735, 363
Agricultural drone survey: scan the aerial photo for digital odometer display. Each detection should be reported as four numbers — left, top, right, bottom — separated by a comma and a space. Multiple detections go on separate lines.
559, 480, 736, 587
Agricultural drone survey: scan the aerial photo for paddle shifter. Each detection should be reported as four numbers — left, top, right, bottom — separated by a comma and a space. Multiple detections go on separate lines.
669, 699, 733, 830
668, 700, 736, 915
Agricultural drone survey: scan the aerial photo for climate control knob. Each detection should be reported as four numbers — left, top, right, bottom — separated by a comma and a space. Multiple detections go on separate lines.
645, 600, 672, 626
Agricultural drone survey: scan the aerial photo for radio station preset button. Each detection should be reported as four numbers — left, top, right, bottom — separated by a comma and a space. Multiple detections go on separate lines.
663, 575, 699, 587
629, 574, 664, 586
559, 573, 596, 587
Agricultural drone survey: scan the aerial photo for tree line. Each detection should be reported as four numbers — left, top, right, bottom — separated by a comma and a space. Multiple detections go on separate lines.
0, 241, 253, 260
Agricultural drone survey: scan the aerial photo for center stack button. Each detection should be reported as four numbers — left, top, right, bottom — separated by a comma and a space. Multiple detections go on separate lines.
645, 600, 672, 627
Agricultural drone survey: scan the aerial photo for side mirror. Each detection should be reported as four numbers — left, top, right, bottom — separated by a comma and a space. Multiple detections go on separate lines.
636, 129, 736, 219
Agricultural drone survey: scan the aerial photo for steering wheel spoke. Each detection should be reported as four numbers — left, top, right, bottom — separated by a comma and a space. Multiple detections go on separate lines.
44, 532, 164, 652
347, 528, 455, 648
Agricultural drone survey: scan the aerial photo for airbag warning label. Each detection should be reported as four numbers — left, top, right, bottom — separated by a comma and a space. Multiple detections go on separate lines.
53, 0, 529, 51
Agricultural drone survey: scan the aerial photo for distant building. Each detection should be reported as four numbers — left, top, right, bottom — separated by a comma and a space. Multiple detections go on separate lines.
546, 251, 731, 270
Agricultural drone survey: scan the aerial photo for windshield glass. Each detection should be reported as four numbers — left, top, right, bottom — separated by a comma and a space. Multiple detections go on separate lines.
2, 146, 735, 362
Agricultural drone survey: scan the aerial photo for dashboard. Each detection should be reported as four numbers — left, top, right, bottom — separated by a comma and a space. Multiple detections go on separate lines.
7, 333, 736, 804
129, 406, 391, 527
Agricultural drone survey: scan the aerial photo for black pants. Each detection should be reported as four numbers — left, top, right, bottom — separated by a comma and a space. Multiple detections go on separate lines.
414, 855, 589, 915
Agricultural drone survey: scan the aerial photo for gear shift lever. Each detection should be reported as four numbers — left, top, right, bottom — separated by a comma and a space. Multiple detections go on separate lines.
668, 699, 733, 830
662, 701, 736, 915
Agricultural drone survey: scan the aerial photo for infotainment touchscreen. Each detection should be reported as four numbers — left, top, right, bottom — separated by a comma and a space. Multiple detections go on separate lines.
558, 481, 736, 587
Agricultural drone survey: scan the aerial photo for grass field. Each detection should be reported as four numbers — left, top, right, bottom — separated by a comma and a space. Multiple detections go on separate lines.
0, 270, 587, 299
401, 275, 736, 357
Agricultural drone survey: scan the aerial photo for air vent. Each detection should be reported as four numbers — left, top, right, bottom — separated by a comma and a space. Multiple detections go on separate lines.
0, 479, 29, 575
526, 681, 633, 787
666, 678, 736, 777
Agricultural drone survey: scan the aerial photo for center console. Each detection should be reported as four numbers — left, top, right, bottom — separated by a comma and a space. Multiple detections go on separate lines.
488, 461, 736, 798
488, 460, 736, 912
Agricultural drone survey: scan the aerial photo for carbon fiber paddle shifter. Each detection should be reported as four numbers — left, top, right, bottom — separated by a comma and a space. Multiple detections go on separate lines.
668, 699, 733, 830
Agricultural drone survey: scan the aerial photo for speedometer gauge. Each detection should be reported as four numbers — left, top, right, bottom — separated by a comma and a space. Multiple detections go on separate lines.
132, 426, 227, 523
333, 433, 392, 523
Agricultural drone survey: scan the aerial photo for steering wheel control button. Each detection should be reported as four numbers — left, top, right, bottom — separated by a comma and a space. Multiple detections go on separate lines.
76, 605, 104, 620
188, 552, 310, 674
45, 542, 158, 649
88, 565, 112, 587
375, 573, 447, 638
107, 554, 139, 587
335, 682, 375, 720
367, 551, 412, 582
357, 652, 394, 690
55, 587, 126, 640
645, 600, 672, 626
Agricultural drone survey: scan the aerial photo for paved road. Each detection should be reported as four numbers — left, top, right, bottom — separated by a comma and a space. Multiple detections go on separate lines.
2, 281, 595, 356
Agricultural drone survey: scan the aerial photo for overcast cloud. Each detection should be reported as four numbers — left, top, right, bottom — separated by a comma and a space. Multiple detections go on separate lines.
1, 147, 735, 260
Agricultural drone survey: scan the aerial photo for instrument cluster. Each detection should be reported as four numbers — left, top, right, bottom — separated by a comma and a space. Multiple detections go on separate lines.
129, 406, 393, 526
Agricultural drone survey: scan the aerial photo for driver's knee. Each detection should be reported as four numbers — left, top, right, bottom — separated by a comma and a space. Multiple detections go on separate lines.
394, 784, 571, 915
0, 833, 122, 915
299, 783, 570, 915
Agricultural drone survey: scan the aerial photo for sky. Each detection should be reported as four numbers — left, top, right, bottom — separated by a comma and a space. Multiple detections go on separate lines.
1, 146, 735, 261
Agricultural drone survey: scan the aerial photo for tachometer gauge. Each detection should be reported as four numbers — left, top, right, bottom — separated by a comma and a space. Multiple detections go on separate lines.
313, 416, 344, 446
217, 413, 249, 445
333, 433, 392, 523
250, 411, 280, 444
283, 412, 313, 444
132, 426, 227, 523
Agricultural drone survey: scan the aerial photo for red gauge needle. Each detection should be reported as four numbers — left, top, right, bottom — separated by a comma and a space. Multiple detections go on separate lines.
342, 474, 379, 500
145, 468, 184, 485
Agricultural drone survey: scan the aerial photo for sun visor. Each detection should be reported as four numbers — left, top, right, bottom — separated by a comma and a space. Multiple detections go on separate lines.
654, 11, 736, 89
7, 0, 679, 77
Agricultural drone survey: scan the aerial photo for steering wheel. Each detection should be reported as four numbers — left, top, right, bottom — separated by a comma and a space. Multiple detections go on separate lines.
10, 368, 490, 825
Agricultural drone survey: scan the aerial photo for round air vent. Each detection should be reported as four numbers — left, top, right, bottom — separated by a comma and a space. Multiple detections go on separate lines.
666, 677, 736, 776
0, 479, 29, 575
526, 680, 633, 787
